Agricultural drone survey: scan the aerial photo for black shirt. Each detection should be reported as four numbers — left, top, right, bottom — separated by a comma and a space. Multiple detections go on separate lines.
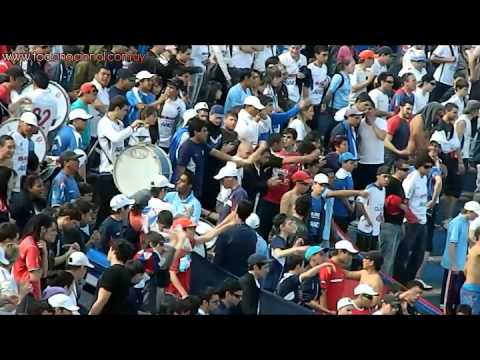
299, 266, 321, 306
94, 264, 132, 315
9, 191, 46, 233
97, 217, 125, 254
276, 273, 302, 304
108, 86, 127, 103
213, 224, 257, 277
384, 176, 406, 225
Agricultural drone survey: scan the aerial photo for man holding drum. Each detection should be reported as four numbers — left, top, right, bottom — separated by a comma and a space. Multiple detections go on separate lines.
95, 95, 144, 228
29, 71, 58, 134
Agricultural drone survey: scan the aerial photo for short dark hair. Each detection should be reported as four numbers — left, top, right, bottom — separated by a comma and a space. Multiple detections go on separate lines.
78, 182, 93, 196
140, 107, 157, 120
219, 278, 242, 299
125, 259, 145, 276
110, 239, 135, 263
393, 159, 407, 172
331, 135, 348, 150
283, 128, 298, 141
378, 72, 394, 84
74, 198, 93, 215
237, 200, 253, 222
444, 102, 459, 112
46, 270, 74, 288
22, 214, 56, 241
23, 174, 42, 192
96, 64, 111, 74
267, 133, 282, 147
0, 223, 17, 243
295, 195, 311, 218
415, 152, 433, 169
304, 131, 321, 144
314, 45, 329, 54
57, 203, 82, 221
455, 78, 469, 90
420, 74, 435, 84
176, 45, 192, 54
474, 226, 480, 240
109, 95, 128, 111
199, 287, 218, 303
157, 210, 173, 228
181, 169, 194, 187
456, 304, 472, 315
6, 65, 24, 80
259, 94, 273, 107
399, 98, 414, 107
285, 255, 304, 272
356, 92, 374, 106
146, 231, 166, 247
32, 71, 49, 89
401, 72, 415, 84
297, 141, 316, 155
0, 134, 13, 147
272, 213, 289, 230
239, 70, 253, 83
265, 56, 280, 68
188, 117, 207, 138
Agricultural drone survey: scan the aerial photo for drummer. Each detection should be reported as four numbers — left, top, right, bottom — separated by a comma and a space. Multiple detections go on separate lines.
51, 109, 92, 156
10, 112, 39, 194
28, 71, 58, 134
128, 107, 157, 146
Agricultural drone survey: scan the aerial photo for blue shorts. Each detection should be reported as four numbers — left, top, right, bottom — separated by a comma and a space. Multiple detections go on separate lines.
460, 283, 480, 315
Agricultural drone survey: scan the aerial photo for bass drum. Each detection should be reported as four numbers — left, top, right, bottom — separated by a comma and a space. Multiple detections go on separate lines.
0, 118, 48, 162
192, 218, 218, 258
113, 143, 173, 198
20, 80, 70, 133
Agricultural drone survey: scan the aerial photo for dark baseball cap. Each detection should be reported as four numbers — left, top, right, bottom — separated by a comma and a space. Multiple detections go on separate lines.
210, 105, 225, 118
248, 254, 273, 266
376, 46, 393, 56
60, 151, 82, 163
117, 69, 134, 81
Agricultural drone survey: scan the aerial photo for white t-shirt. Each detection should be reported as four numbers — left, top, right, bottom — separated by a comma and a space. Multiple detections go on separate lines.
358, 117, 387, 164
231, 46, 255, 69
413, 88, 430, 114
0, 266, 18, 315
253, 46, 276, 73
368, 88, 390, 117
433, 45, 459, 86
371, 59, 387, 77
128, 126, 151, 146
279, 51, 307, 103
29, 88, 58, 134
191, 45, 210, 71
357, 183, 386, 236
209, 45, 232, 67
307, 62, 329, 105
455, 114, 473, 159
349, 65, 369, 103
11, 131, 29, 193
97, 115, 133, 174
157, 98, 186, 148
403, 170, 428, 225
148, 197, 173, 214
235, 109, 260, 145
288, 118, 309, 141
90, 78, 110, 138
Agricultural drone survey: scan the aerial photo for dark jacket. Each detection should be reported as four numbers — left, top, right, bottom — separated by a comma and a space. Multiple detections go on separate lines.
213, 224, 257, 277
10, 191, 46, 233
239, 272, 261, 315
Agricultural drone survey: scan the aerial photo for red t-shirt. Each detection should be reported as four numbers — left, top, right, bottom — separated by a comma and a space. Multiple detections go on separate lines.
351, 306, 372, 315
12, 236, 42, 300
319, 259, 346, 312
0, 84, 11, 105
0, 59, 12, 74
165, 249, 191, 298
262, 150, 298, 204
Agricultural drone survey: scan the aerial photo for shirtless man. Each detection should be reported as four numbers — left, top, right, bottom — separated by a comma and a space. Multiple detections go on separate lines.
460, 227, 480, 315
279, 170, 313, 216
344, 251, 384, 306
406, 102, 444, 157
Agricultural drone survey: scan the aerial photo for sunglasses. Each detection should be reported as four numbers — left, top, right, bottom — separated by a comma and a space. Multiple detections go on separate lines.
362, 294, 374, 300
399, 167, 410, 172
385, 80, 394, 84
423, 165, 433, 169
232, 293, 242, 298
430, 82, 437, 86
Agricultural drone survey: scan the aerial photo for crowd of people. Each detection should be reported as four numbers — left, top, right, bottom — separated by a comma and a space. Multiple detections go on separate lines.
1, 44, 480, 316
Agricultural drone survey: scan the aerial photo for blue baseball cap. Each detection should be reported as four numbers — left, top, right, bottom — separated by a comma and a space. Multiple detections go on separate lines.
339, 152, 358, 163
304, 246, 329, 261
210, 104, 225, 118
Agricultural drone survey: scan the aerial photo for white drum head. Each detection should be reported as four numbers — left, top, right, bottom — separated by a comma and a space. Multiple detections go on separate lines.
0, 118, 47, 161
196, 219, 217, 250
20, 80, 70, 132
113, 144, 172, 198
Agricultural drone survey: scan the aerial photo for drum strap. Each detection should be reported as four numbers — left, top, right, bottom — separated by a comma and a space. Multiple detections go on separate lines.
98, 136, 114, 165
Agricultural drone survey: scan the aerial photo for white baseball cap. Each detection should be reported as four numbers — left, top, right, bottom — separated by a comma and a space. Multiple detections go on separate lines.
337, 297, 354, 311
110, 194, 135, 211
69, 108, 93, 121
214, 165, 239, 180
313, 173, 329, 184
47, 293, 80, 313
464, 201, 480, 215
150, 174, 174, 189
136, 70, 155, 81
354, 283, 379, 297
67, 251, 94, 269
246, 213, 260, 229
244, 96, 265, 110
194, 102, 209, 112
0, 247, 9, 266
20, 111, 38, 127
182, 109, 198, 126
335, 240, 359, 254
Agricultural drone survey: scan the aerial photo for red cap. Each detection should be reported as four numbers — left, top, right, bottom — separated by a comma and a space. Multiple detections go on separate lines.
359, 50, 375, 61
291, 170, 313, 183
171, 217, 196, 230
79, 82, 97, 94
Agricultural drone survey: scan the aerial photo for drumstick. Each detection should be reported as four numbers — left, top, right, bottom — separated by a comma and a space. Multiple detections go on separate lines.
87, 138, 100, 159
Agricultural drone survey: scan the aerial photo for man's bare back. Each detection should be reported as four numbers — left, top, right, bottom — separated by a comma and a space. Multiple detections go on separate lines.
464, 244, 480, 285
360, 270, 384, 305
